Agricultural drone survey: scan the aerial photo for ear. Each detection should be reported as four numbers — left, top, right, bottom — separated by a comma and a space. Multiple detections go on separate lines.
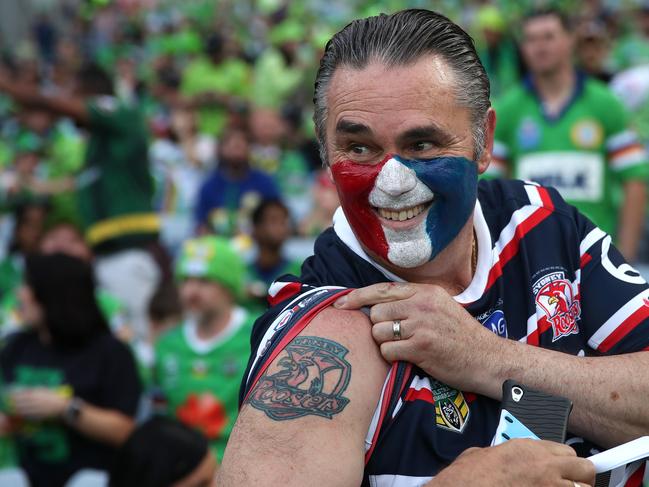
477, 108, 496, 175
326, 164, 334, 182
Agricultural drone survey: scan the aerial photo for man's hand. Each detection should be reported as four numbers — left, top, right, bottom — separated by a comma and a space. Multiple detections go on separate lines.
433, 439, 595, 486
9, 388, 71, 420
334, 282, 503, 394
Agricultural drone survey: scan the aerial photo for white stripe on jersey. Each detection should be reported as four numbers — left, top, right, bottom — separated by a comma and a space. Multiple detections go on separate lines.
368, 474, 434, 487
580, 227, 607, 256
267, 281, 292, 298
611, 147, 647, 171
493, 205, 538, 256
520, 314, 537, 344
524, 184, 544, 206
588, 287, 649, 350
365, 370, 392, 453
606, 130, 638, 152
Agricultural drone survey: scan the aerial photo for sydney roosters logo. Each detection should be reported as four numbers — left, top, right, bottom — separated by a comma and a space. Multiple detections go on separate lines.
533, 271, 581, 341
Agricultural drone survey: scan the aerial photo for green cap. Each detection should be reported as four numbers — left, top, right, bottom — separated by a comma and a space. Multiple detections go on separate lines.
476, 6, 506, 33
176, 236, 246, 300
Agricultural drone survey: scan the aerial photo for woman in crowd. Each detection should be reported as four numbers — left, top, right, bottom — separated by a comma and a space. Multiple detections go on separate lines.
0, 253, 142, 487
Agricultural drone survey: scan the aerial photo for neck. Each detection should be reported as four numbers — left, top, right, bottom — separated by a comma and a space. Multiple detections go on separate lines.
533, 64, 575, 106
378, 217, 475, 296
257, 245, 282, 270
223, 163, 249, 180
195, 306, 232, 340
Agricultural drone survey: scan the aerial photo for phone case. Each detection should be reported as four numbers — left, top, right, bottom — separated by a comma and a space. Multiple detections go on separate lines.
500, 379, 573, 443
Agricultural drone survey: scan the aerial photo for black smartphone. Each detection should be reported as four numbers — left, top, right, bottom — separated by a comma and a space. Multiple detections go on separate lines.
496, 380, 573, 444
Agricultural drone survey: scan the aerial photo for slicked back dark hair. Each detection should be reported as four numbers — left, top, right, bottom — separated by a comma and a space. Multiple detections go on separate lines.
313, 9, 491, 165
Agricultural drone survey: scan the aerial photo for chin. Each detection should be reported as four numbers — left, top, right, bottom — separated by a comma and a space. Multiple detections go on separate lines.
383, 223, 433, 268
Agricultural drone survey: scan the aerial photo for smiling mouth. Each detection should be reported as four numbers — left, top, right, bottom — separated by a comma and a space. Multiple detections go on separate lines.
375, 200, 433, 222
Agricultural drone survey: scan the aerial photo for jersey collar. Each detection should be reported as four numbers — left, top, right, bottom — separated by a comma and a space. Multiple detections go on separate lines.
183, 306, 248, 354
524, 70, 587, 123
333, 201, 492, 305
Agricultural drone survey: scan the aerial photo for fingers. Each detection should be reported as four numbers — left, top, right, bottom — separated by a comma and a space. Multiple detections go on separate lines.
372, 320, 413, 343
334, 282, 416, 309
559, 457, 596, 486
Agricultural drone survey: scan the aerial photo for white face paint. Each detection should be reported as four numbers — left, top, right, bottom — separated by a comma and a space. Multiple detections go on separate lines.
368, 158, 435, 268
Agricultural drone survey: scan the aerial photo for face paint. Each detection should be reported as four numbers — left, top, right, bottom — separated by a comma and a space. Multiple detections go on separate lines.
331, 154, 478, 268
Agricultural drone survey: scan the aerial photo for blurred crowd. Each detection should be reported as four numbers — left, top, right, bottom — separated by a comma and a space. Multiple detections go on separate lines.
0, 0, 647, 485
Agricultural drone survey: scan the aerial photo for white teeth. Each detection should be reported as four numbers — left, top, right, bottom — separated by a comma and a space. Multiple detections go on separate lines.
377, 201, 432, 221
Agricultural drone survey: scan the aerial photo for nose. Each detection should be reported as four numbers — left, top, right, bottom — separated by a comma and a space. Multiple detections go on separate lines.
375, 158, 418, 196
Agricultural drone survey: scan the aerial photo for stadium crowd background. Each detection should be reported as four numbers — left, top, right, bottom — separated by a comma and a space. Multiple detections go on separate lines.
0, 0, 648, 485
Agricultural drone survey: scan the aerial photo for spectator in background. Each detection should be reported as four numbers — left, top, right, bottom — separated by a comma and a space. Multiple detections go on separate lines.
298, 170, 340, 237
0, 63, 162, 341
0, 220, 129, 340
0, 201, 48, 302
109, 417, 217, 487
473, 5, 522, 99
180, 32, 250, 137
0, 254, 141, 487
246, 199, 302, 308
249, 107, 311, 222
609, 2, 649, 71
575, 20, 614, 83
491, 8, 649, 261
153, 236, 254, 461
195, 126, 280, 236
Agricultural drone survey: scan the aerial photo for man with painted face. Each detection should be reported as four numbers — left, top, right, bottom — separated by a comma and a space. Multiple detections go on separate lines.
219, 10, 649, 487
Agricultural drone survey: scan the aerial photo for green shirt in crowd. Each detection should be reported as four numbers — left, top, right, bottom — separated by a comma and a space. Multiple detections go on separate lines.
153, 307, 253, 461
491, 74, 649, 236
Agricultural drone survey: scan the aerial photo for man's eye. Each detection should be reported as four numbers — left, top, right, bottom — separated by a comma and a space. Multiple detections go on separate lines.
350, 144, 370, 155
412, 141, 435, 152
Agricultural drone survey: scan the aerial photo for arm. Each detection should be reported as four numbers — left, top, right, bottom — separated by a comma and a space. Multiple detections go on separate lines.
337, 282, 649, 449
9, 389, 134, 446
476, 340, 649, 448
66, 399, 135, 446
0, 74, 88, 124
616, 179, 646, 262
217, 307, 389, 486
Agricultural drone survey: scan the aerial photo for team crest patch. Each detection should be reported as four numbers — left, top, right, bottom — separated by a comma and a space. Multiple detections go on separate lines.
533, 271, 581, 341
571, 119, 603, 149
431, 380, 470, 433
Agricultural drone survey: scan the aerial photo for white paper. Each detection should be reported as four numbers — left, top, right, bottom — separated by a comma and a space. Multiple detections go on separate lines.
587, 436, 649, 473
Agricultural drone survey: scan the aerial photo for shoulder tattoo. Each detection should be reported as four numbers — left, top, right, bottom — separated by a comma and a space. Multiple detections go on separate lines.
246, 336, 352, 421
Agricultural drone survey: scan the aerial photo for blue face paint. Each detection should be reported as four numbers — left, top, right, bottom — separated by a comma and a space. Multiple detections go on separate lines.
394, 155, 478, 262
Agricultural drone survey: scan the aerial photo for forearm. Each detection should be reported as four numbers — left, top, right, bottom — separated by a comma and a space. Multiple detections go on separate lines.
478, 339, 649, 447
0, 78, 87, 122
617, 180, 646, 262
67, 402, 135, 446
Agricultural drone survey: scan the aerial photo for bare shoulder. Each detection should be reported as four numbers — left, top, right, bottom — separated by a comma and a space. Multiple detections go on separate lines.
218, 306, 389, 486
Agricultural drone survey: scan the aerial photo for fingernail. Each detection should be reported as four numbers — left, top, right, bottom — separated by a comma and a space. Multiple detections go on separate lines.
334, 295, 348, 308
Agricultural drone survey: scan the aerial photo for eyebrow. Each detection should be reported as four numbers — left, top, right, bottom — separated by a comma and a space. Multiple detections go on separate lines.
396, 124, 455, 147
335, 119, 373, 136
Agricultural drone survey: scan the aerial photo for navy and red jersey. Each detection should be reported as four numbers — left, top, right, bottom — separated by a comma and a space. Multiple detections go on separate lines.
240, 179, 649, 487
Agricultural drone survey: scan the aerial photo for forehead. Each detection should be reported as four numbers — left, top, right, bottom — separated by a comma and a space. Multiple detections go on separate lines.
326, 55, 464, 136
523, 15, 566, 36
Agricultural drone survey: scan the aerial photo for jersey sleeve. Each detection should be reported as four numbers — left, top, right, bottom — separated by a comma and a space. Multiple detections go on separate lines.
239, 284, 350, 407
603, 96, 649, 181
577, 211, 649, 355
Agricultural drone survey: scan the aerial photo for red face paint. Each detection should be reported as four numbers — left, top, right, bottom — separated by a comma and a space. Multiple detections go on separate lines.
330, 155, 390, 260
